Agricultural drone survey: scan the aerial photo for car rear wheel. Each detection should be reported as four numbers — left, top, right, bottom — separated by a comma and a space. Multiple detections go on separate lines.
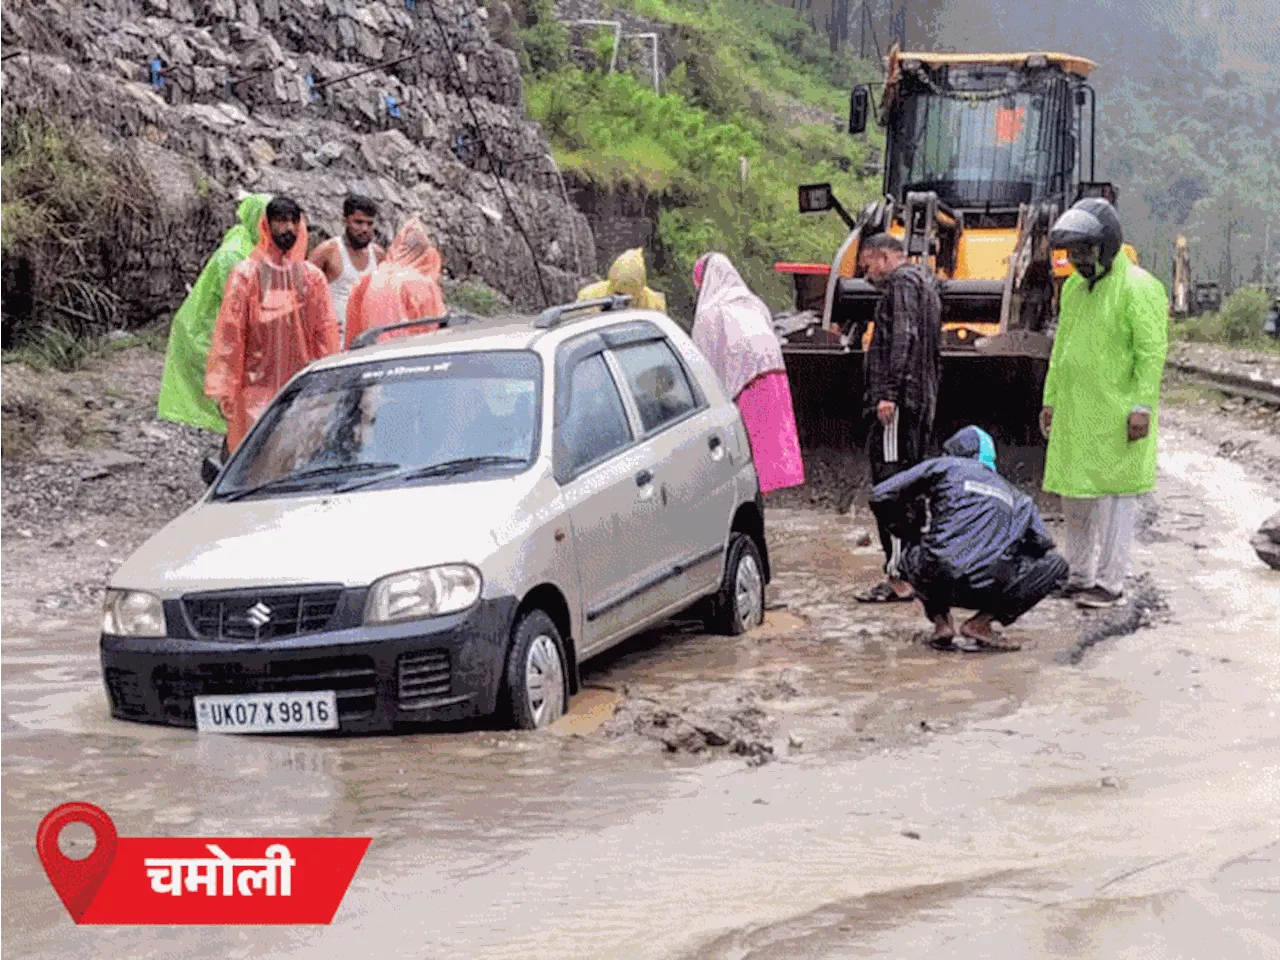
504, 609, 568, 730
706, 532, 765, 636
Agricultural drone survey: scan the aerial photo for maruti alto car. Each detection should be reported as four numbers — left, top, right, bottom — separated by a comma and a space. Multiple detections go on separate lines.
101, 297, 771, 732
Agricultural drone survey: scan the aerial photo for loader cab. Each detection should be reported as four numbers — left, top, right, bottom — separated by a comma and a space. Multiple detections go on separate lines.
877, 56, 1092, 227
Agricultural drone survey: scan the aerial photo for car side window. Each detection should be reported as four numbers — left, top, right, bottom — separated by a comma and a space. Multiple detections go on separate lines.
559, 353, 633, 475
611, 339, 698, 434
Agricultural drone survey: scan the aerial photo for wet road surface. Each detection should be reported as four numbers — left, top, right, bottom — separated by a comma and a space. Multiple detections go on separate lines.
3, 418, 1278, 958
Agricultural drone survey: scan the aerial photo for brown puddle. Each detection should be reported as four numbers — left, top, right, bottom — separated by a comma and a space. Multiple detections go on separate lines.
2, 505, 1080, 959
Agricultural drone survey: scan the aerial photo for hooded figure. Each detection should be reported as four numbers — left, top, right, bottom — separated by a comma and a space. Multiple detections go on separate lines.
1042, 198, 1168, 609
577, 248, 667, 312
869, 425, 1068, 652
205, 201, 340, 453
692, 252, 804, 494
157, 194, 271, 434
343, 217, 447, 348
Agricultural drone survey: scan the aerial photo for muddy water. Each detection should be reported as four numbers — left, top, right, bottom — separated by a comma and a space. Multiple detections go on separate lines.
2, 503, 1072, 958
3, 420, 1277, 958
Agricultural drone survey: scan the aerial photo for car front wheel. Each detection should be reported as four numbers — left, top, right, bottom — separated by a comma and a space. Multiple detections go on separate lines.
706, 532, 765, 636
504, 609, 568, 730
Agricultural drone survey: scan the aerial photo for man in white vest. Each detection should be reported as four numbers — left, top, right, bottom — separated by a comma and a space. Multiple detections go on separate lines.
309, 194, 384, 345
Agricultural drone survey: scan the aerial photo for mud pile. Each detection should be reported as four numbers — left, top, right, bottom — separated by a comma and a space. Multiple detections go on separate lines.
602, 675, 805, 766
1252, 511, 1280, 571
1, 0, 595, 319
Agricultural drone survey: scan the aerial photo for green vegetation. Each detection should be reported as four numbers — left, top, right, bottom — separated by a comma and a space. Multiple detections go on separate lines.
1176, 286, 1280, 352
1, 112, 152, 350
521, 0, 883, 316
1, 120, 117, 255
1, 324, 168, 374
1, 322, 105, 373
514, 0, 570, 75
445, 279, 510, 317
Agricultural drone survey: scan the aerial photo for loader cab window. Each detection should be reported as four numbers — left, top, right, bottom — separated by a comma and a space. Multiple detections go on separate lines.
887, 69, 1074, 211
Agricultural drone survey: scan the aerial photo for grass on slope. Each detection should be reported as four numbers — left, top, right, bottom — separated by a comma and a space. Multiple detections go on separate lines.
523, 0, 884, 318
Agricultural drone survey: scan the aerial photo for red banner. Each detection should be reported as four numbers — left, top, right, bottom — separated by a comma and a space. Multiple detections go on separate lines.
37, 802, 370, 925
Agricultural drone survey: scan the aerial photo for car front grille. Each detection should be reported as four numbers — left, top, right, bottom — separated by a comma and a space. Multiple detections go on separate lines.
396, 650, 452, 709
105, 667, 149, 718
182, 587, 344, 641
152, 656, 378, 723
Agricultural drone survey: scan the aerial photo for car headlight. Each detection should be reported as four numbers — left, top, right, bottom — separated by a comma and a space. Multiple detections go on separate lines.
102, 590, 167, 637
364, 565, 482, 624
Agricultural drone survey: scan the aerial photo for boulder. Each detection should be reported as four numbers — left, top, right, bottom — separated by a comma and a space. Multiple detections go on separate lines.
1252, 511, 1280, 570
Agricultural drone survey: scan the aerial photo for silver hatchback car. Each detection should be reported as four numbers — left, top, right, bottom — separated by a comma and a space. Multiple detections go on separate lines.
101, 297, 771, 732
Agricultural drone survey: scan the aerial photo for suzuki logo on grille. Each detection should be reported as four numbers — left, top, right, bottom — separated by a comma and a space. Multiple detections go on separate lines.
245, 602, 273, 628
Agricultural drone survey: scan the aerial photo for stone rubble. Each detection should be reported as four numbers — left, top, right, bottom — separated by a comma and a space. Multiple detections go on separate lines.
2, 0, 597, 313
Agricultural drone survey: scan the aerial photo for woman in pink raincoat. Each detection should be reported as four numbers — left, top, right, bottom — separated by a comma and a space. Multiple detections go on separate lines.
691, 253, 805, 494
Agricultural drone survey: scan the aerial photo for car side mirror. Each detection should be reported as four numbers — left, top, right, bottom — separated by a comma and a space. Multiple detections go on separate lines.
201, 455, 223, 487
849, 85, 870, 135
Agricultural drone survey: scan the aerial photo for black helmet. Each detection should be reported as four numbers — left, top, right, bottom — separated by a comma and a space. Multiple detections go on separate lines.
1050, 198, 1123, 268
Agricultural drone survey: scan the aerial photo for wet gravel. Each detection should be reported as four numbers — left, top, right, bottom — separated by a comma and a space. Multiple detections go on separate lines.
1, 349, 215, 612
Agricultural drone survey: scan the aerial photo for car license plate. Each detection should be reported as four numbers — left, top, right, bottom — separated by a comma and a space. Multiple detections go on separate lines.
194, 691, 339, 734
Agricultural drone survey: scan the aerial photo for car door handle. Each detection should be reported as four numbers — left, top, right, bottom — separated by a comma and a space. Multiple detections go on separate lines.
635, 469, 653, 487
708, 435, 726, 461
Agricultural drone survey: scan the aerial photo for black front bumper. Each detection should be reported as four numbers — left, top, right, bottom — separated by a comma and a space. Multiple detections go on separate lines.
100, 595, 520, 733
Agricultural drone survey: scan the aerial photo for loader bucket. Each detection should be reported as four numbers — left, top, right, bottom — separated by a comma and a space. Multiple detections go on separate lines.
776, 266, 1048, 490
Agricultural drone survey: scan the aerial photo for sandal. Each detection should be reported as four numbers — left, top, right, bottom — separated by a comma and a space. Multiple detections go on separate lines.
957, 625, 1022, 653
855, 581, 915, 603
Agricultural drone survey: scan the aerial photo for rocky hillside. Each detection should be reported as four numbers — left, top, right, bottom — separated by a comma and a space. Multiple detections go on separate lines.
1, 0, 596, 337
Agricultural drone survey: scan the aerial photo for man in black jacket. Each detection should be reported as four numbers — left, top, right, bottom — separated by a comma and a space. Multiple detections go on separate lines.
869, 426, 1069, 652
855, 232, 943, 604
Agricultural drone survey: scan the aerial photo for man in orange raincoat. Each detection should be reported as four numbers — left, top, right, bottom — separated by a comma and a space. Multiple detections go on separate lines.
205, 195, 340, 453
342, 216, 447, 348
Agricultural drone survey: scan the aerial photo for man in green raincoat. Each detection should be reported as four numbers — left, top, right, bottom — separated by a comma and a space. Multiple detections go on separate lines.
156, 193, 271, 440
1041, 198, 1168, 609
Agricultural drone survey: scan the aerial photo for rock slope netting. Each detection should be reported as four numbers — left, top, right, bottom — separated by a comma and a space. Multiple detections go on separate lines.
1, 0, 596, 314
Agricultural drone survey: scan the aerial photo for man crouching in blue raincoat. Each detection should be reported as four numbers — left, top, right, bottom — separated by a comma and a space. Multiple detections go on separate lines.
869, 426, 1068, 652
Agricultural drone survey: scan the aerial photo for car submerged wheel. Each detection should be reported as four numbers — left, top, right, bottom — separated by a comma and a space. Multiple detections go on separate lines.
707, 532, 765, 636
504, 609, 568, 730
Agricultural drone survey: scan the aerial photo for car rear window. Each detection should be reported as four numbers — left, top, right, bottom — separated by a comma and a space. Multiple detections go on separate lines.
611, 340, 698, 434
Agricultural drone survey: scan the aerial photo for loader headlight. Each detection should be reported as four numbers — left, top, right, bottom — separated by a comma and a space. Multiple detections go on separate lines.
102, 590, 167, 638
364, 565, 482, 624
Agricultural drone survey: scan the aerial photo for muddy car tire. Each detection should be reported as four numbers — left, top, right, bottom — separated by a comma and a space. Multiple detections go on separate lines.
706, 533, 765, 636
504, 609, 569, 730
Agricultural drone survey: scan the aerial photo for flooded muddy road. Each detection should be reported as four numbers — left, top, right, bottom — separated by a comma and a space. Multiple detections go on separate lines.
3, 410, 1278, 959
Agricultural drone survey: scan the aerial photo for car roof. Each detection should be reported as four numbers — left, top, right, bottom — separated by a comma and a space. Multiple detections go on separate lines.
308, 308, 683, 373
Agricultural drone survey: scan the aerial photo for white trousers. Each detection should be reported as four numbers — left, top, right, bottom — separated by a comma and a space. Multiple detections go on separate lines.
1061, 495, 1138, 595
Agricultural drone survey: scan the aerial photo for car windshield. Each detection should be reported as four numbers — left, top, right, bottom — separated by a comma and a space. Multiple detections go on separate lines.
213, 350, 542, 500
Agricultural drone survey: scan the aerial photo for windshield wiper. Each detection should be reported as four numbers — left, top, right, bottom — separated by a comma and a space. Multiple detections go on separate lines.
217, 461, 402, 502
335, 455, 529, 492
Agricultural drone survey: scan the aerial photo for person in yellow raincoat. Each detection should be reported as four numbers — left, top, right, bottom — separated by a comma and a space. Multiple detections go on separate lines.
156, 193, 271, 437
1041, 198, 1168, 610
576, 247, 666, 311
205, 196, 341, 453
342, 216, 447, 348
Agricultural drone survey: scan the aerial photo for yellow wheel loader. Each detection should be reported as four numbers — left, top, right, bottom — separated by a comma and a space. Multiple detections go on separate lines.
776, 47, 1128, 467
